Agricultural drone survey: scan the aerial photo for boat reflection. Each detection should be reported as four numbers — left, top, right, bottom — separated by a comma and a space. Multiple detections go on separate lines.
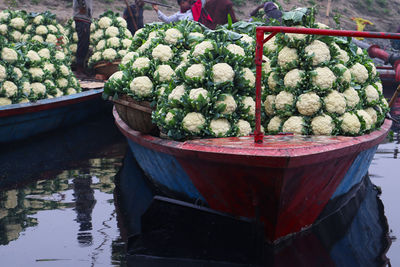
114, 149, 392, 266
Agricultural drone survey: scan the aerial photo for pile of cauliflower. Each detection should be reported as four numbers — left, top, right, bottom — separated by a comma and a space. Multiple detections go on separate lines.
104, 8, 389, 140
87, 10, 133, 68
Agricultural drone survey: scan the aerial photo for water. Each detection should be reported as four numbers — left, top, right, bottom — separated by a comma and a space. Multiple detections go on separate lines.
0, 109, 399, 266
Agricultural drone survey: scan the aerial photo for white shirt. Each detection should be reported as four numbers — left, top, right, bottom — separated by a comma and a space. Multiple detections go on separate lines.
157, 0, 206, 23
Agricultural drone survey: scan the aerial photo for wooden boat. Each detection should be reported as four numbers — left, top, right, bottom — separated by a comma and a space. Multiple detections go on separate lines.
0, 81, 106, 143
113, 106, 391, 242
114, 149, 391, 266
112, 27, 395, 242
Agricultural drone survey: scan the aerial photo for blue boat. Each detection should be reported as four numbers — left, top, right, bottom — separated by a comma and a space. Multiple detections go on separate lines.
0, 85, 107, 143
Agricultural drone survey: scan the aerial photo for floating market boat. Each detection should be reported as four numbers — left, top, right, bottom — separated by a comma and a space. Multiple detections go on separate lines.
0, 81, 106, 143
112, 26, 397, 242
115, 149, 391, 266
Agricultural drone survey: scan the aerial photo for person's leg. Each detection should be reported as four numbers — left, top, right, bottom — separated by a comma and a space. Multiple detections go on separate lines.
75, 20, 91, 76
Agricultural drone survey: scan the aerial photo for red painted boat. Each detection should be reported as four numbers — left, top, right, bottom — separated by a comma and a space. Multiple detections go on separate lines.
112, 27, 396, 242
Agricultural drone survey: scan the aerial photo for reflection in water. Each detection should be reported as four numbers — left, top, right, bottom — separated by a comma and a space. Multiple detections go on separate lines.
73, 175, 96, 246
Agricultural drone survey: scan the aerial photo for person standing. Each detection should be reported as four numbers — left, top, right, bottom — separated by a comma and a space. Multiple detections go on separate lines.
73, 0, 92, 78
203, 0, 237, 30
123, 0, 144, 36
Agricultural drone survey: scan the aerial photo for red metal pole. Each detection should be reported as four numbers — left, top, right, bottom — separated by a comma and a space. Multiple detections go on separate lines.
254, 28, 265, 144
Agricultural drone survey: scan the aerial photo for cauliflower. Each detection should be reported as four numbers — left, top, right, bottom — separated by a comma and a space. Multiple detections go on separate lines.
33, 15, 43, 25
27, 50, 41, 62
122, 38, 132, 49
282, 116, 304, 134
132, 57, 150, 70
55, 51, 66, 61
275, 91, 294, 111
312, 67, 336, 90
350, 63, 369, 84
236, 119, 252, 136
38, 48, 51, 59
66, 88, 77, 95
137, 39, 152, 52
118, 50, 127, 57
29, 67, 44, 79
240, 33, 254, 44
98, 17, 112, 29
116, 17, 127, 28
243, 68, 255, 87
286, 27, 307, 41
182, 112, 205, 133
11, 31, 21, 42
0, 97, 12, 106
60, 65, 70, 76
368, 62, 377, 77
192, 40, 214, 57
1, 48, 18, 63
22, 81, 31, 95
335, 64, 351, 83
343, 87, 360, 109
264, 95, 276, 116
357, 109, 373, 130
365, 107, 378, 125
375, 82, 383, 94
2, 81, 18, 97
93, 29, 104, 41
0, 24, 7, 35
31, 82, 46, 95
10, 17, 25, 30
121, 51, 138, 65
96, 40, 106, 50
278, 46, 298, 67
267, 72, 278, 90
216, 94, 237, 114
105, 26, 119, 37
242, 96, 255, 116
36, 25, 48, 35
47, 24, 58, 33
264, 35, 277, 53
185, 64, 205, 79
305, 40, 331, 66
32, 35, 44, 42
103, 48, 117, 61
0, 11, 10, 22
284, 68, 304, 88
165, 28, 183, 44
0, 65, 6, 81
57, 78, 68, 88
212, 63, 234, 83
19, 98, 29, 103
315, 22, 330, 29
210, 118, 230, 136
130, 76, 153, 96
189, 88, 209, 102
311, 114, 334, 135
168, 85, 186, 101
165, 111, 175, 124
364, 85, 379, 104
296, 92, 321, 116
262, 56, 271, 75
44, 63, 55, 73
267, 116, 282, 132
155, 65, 175, 82
332, 43, 349, 63
188, 32, 204, 40
107, 37, 120, 48
340, 112, 361, 134
226, 44, 245, 56
152, 44, 173, 62
13, 67, 22, 79
324, 90, 346, 115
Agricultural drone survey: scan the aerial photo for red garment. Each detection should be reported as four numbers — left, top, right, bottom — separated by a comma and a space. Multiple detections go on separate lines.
191, 0, 212, 23
204, 0, 237, 30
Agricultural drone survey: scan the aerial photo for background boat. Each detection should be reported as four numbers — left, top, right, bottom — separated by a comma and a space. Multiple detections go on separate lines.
0, 80, 107, 143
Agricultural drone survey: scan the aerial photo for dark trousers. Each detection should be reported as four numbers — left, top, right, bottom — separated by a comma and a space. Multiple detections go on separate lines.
75, 20, 91, 68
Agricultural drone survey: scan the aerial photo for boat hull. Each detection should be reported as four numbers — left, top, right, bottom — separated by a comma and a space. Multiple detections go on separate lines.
0, 89, 107, 143
113, 107, 391, 241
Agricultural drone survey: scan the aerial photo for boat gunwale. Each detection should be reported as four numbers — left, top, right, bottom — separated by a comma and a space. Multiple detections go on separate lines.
113, 107, 391, 167
0, 88, 103, 118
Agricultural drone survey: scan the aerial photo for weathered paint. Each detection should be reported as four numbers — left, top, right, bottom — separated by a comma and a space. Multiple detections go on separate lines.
0, 89, 104, 143
114, 107, 391, 241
